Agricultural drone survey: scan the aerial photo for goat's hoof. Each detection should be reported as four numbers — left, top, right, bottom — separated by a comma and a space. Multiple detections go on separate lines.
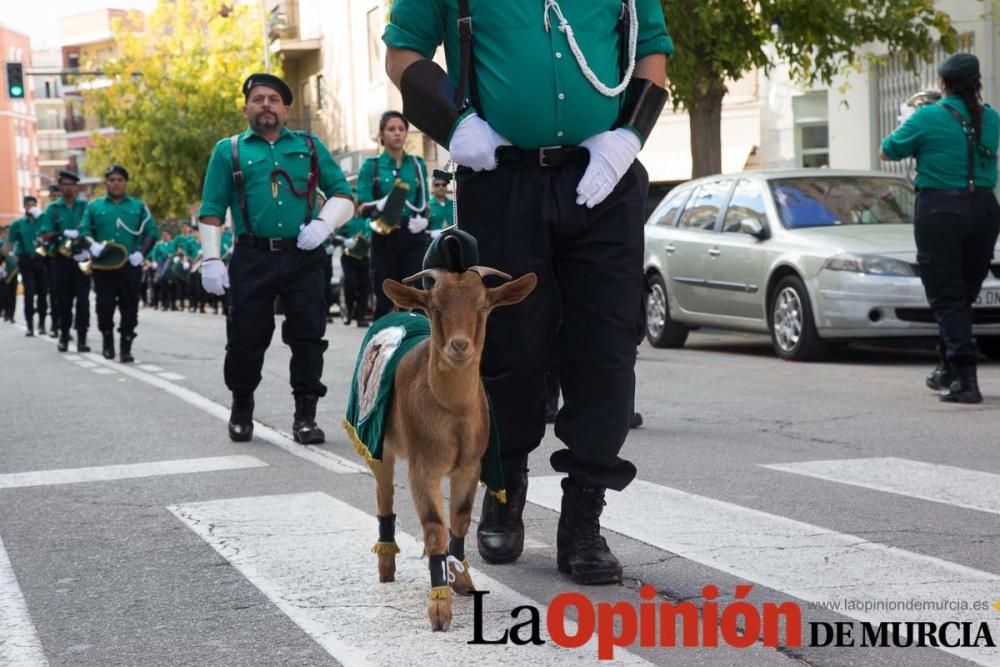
449, 560, 476, 596
377, 553, 396, 583
428, 588, 452, 632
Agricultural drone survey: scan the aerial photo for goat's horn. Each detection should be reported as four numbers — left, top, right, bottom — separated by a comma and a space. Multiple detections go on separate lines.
402, 268, 446, 285
467, 266, 512, 281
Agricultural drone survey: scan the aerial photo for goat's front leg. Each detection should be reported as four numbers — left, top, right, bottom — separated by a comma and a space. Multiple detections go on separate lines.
447, 463, 481, 596
408, 466, 451, 631
373, 451, 398, 583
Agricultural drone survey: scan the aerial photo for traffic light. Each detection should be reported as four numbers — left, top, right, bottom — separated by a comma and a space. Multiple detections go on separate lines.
6, 62, 25, 99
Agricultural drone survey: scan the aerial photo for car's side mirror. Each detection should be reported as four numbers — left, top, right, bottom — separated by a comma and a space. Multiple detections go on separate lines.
739, 218, 768, 239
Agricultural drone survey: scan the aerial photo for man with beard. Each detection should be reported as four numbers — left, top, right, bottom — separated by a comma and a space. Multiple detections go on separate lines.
199, 73, 354, 444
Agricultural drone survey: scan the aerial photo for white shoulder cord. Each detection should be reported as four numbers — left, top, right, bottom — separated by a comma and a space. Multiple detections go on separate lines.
115, 205, 152, 237
404, 156, 428, 214
543, 0, 638, 98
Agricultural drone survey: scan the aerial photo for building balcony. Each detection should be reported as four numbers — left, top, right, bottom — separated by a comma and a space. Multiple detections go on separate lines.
267, 0, 321, 62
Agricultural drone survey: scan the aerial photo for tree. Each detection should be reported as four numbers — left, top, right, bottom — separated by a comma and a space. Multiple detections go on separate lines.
661, 0, 960, 177
84, 0, 269, 218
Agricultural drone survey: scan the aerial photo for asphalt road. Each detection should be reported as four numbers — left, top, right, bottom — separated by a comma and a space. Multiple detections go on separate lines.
2, 307, 999, 667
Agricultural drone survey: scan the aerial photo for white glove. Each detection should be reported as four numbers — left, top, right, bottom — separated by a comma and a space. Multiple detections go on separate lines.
129, 251, 144, 267
63, 229, 80, 240
28, 206, 42, 219
297, 218, 333, 251
182, 260, 191, 270
151, 261, 159, 270
576, 128, 642, 209
448, 112, 510, 172
72, 251, 89, 262
90, 241, 105, 258
344, 238, 358, 250
407, 215, 429, 234
429, 229, 443, 240
375, 195, 388, 213
325, 244, 335, 256
201, 259, 229, 295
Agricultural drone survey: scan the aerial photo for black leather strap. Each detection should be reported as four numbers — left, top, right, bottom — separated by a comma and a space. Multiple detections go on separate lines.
230, 135, 254, 236
236, 235, 298, 252
942, 104, 976, 192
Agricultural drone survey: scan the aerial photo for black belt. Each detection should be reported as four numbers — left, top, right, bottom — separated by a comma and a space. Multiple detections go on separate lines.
495, 145, 589, 168
237, 235, 299, 252
917, 187, 993, 196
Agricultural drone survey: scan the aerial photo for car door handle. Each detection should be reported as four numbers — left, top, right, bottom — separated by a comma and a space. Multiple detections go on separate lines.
665, 244, 676, 254
708, 248, 721, 257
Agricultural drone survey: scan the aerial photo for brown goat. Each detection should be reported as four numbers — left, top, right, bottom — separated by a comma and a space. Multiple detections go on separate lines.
376, 267, 536, 632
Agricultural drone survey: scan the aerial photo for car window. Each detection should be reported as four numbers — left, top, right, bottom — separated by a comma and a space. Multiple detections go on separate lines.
723, 180, 768, 233
676, 181, 731, 231
648, 187, 691, 227
769, 177, 915, 229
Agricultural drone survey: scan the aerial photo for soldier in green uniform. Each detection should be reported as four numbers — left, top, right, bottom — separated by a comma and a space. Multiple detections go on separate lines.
82, 165, 159, 362
0, 196, 48, 335
357, 111, 430, 320
150, 230, 175, 310
43, 170, 92, 352
386, 0, 672, 584
0, 224, 14, 322
334, 210, 372, 327
881, 53, 1000, 403
427, 171, 454, 238
199, 73, 354, 444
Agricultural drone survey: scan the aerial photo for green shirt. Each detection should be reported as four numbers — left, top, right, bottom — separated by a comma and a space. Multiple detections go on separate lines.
199, 126, 353, 239
356, 152, 428, 223
150, 239, 176, 264
428, 197, 454, 231
384, 0, 674, 148
43, 197, 88, 253
6, 215, 46, 255
335, 216, 373, 240
176, 234, 201, 258
81, 195, 159, 253
882, 96, 1000, 190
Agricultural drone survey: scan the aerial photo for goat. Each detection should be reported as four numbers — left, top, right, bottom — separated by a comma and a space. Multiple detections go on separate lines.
350, 266, 536, 632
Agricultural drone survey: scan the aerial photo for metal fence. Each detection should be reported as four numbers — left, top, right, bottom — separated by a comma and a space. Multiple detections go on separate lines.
873, 32, 975, 176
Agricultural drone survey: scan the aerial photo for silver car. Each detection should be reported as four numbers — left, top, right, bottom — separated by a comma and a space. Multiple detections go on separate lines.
643, 169, 1000, 361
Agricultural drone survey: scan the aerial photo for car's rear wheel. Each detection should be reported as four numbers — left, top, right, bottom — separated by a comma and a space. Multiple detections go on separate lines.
645, 273, 689, 348
769, 275, 828, 361
978, 335, 1000, 360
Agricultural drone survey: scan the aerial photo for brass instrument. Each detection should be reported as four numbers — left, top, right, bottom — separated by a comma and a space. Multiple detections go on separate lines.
369, 181, 411, 236
906, 89, 942, 108
345, 233, 370, 260
90, 241, 129, 271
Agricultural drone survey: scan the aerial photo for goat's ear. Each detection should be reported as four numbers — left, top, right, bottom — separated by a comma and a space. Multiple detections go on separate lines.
383, 279, 428, 311
488, 273, 537, 309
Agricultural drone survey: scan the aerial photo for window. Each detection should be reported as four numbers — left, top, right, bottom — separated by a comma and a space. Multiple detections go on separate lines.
315, 74, 325, 111
367, 7, 385, 83
723, 180, 768, 233
769, 176, 915, 229
676, 181, 731, 231
647, 187, 690, 227
793, 91, 829, 168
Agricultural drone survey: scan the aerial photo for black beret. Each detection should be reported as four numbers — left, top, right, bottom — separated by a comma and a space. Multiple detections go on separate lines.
431, 169, 453, 183
57, 170, 81, 183
104, 164, 129, 180
938, 53, 980, 80
48, 183, 61, 193
23, 195, 37, 204
243, 73, 293, 105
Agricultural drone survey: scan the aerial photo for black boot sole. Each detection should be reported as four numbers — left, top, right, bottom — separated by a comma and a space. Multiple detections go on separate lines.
556, 555, 624, 585
940, 391, 983, 404
292, 428, 325, 445
476, 533, 524, 564
228, 423, 254, 442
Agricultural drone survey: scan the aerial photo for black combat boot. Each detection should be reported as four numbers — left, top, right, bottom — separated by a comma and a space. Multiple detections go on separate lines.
24, 322, 34, 337
76, 330, 91, 353
119, 333, 135, 363
477, 459, 528, 564
57, 330, 70, 352
556, 477, 623, 585
228, 393, 254, 442
629, 412, 644, 428
101, 331, 115, 359
292, 394, 325, 444
926, 360, 955, 392
940, 364, 982, 404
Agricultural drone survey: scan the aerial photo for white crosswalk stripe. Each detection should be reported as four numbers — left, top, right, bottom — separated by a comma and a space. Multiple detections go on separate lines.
0, 456, 267, 490
762, 457, 1000, 516
528, 475, 1000, 666
0, 533, 47, 666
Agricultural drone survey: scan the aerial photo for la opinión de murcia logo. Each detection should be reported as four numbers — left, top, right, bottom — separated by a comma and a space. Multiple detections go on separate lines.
467, 585, 999, 660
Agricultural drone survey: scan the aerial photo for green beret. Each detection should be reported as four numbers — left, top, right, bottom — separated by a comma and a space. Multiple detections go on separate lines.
242, 73, 293, 105
938, 53, 980, 80
422, 228, 480, 288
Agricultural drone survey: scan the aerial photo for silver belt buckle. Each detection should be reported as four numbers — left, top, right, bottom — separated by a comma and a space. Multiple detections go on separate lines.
269, 238, 282, 252
538, 145, 562, 168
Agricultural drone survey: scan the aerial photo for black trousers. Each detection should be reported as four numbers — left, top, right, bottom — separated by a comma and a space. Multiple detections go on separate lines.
915, 189, 1000, 365
370, 226, 428, 319
94, 264, 141, 337
17, 255, 48, 326
341, 254, 371, 323
224, 243, 329, 398
0, 278, 14, 319
52, 255, 91, 335
323, 252, 334, 312
456, 158, 648, 491
44, 256, 58, 330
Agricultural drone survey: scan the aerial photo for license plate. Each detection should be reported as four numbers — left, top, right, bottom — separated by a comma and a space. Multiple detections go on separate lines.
973, 287, 1000, 307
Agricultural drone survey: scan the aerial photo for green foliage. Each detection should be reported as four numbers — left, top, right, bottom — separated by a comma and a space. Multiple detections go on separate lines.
662, 0, 959, 112
84, 0, 271, 218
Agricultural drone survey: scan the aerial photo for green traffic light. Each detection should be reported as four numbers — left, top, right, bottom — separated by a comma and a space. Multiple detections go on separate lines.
9, 85, 23, 97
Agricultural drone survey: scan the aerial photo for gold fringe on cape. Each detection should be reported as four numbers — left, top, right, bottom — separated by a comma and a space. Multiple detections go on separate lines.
342, 419, 380, 472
